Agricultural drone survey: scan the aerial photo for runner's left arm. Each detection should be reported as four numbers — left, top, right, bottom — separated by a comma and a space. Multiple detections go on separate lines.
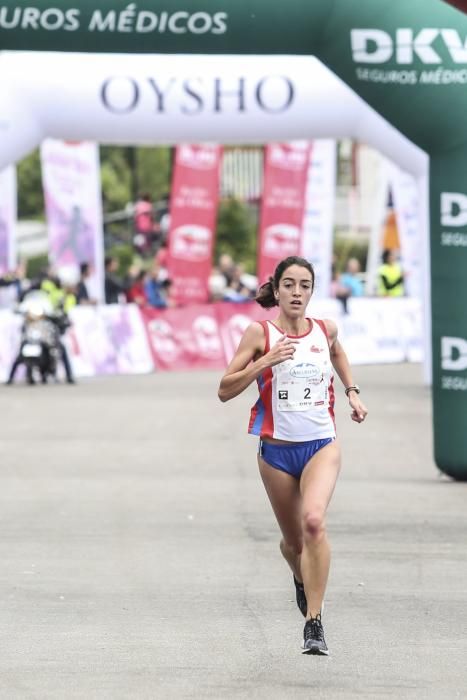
323, 319, 368, 424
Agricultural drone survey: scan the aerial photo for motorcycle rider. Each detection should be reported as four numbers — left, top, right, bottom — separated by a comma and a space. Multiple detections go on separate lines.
7, 270, 76, 385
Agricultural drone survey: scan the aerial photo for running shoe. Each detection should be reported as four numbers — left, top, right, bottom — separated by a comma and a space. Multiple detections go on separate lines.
293, 576, 307, 617
301, 613, 329, 655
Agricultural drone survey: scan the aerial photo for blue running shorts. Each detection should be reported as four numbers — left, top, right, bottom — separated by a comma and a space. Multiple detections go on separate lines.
259, 437, 334, 479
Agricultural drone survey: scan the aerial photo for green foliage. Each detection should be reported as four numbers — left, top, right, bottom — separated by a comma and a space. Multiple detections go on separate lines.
333, 236, 368, 272
25, 253, 48, 279
100, 146, 172, 212
107, 244, 135, 277
135, 147, 172, 202
100, 150, 132, 212
17, 150, 44, 219
17, 146, 172, 221
215, 197, 258, 273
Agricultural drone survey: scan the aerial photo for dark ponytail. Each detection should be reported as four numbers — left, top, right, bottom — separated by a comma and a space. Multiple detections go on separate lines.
255, 277, 278, 308
255, 256, 315, 308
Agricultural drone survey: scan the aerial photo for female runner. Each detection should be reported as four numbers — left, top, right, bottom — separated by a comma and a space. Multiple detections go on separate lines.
218, 256, 368, 655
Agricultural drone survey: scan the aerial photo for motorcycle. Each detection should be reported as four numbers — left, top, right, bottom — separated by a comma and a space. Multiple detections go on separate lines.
11, 292, 70, 385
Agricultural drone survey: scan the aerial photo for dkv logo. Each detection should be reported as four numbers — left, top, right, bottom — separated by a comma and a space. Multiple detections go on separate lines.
351, 29, 467, 64
441, 193, 467, 227
441, 337, 467, 371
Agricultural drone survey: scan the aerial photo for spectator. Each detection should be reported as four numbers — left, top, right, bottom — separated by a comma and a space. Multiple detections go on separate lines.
145, 263, 173, 309
377, 249, 405, 297
0, 263, 29, 308
330, 264, 350, 314
223, 263, 254, 303
76, 262, 97, 305
218, 253, 235, 287
340, 257, 364, 298
155, 242, 169, 271
104, 256, 125, 304
126, 269, 149, 307
209, 266, 228, 302
134, 193, 161, 255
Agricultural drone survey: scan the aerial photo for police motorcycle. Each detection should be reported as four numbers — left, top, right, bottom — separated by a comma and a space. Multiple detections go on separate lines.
14, 291, 68, 384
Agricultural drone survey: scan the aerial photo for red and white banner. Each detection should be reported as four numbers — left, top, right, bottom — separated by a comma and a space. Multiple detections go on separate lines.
0, 166, 17, 276
167, 144, 222, 305
258, 142, 312, 285
41, 140, 105, 301
141, 304, 225, 371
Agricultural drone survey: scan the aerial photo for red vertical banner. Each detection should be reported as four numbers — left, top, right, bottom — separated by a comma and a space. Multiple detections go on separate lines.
167, 144, 222, 305
257, 142, 312, 284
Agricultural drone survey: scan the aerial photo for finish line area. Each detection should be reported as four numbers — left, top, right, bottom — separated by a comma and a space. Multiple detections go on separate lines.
0, 363, 465, 698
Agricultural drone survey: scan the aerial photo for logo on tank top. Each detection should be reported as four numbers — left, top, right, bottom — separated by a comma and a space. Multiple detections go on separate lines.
289, 363, 322, 383
310, 344, 323, 353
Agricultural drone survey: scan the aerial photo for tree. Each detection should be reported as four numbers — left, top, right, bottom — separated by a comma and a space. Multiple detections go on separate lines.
17, 149, 44, 219
215, 197, 258, 273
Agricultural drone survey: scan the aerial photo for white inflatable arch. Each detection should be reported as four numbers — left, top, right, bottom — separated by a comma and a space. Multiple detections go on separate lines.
0, 51, 431, 354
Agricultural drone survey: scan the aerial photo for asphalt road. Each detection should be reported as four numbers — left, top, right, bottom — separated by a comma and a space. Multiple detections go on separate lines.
0, 363, 466, 699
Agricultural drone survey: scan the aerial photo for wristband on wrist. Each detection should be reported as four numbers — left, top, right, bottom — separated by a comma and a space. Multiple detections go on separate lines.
345, 385, 360, 397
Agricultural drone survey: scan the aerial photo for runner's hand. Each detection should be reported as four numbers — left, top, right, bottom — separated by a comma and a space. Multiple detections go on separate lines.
265, 334, 298, 367
349, 394, 368, 423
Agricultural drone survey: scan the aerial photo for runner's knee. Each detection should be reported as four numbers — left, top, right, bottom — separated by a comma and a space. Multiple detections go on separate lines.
302, 509, 326, 542
280, 537, 302, 559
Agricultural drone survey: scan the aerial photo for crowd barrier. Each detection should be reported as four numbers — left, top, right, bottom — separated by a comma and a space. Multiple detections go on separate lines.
0, 298, 423, 382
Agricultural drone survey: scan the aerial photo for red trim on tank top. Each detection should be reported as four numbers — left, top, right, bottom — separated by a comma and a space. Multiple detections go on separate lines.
253, 320, 274, 436
268, 318, 312, 339
314, 318, 336, 430
314, 318, 332, 348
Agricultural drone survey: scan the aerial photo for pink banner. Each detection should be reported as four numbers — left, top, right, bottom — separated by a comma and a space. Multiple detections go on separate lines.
258, 142, 312, 285
141, 304, 225, 371
40, 140, 105, 300
167, 144, 222, 305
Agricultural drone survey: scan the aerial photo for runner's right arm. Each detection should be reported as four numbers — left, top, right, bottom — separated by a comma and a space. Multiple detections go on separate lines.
218, 323, 297, 402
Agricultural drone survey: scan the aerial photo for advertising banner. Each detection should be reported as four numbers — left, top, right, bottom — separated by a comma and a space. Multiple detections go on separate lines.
167, 144, 222, 305
141, 304, 225, 371
388, 163, 424, 300
66, 304, 154, 377
301, 140, 336, 298
0, 298, 423, 381
0, 165, 17, 275
258, 142, 311, 285
40, 139, 105, 300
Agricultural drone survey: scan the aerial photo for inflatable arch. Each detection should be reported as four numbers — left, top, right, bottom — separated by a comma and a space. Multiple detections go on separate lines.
1, 0, 467, 480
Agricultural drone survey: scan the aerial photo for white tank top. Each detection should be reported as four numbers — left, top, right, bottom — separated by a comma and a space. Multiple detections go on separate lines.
248, 318, 336, 442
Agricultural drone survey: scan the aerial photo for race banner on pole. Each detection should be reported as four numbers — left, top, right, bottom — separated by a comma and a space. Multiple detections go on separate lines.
258, 142, 311, 285
301, 140, 336, 298
41, 139, 105, 301
388, 163, 424, 300
167, 144, 222, 305
0, 165, 17, 276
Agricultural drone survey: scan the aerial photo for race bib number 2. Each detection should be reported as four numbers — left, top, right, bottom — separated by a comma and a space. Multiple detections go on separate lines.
276, 361, 327, 412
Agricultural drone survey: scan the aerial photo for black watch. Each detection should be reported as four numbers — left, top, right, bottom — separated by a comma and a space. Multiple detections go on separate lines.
345, 385, 360, 397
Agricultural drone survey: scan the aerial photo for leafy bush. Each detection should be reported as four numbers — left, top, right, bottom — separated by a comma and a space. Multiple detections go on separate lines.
333, 236, 369, 272
215, 197, 258, 273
